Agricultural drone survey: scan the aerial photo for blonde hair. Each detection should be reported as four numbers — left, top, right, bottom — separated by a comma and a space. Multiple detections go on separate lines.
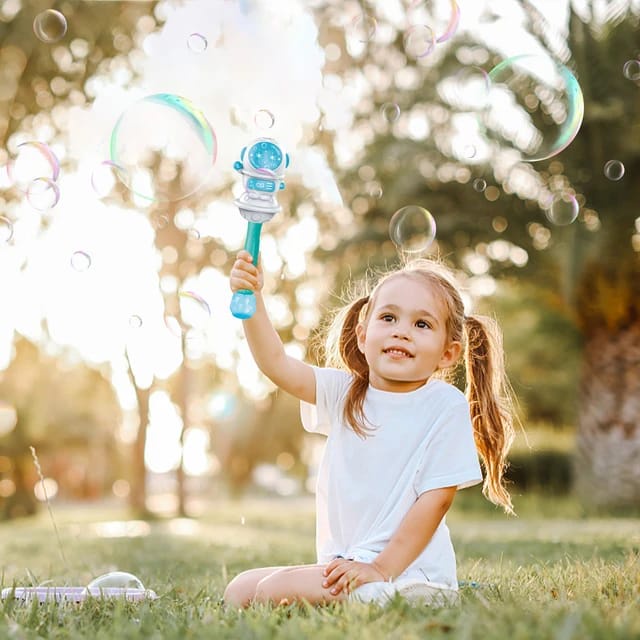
322, 259, 516, 514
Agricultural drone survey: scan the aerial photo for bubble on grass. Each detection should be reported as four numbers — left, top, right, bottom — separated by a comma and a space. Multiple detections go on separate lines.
27, 177, 60, 210
622, 59, 640, 82
33, 9, 67, 43
350, 13, 377, 43
381, 103, 401, 123
91, 160, 127, 198
187, 33, 208, 53
403, 24, 436, 59
482, 54, 584, 162
70, 251, 92, 272
8, 142, 60, 191
254, 109, 275, 130
473, 178, 487, 192
0, 216, 14, 244
86, 572, 145, 591
545, 193, 579, 226
603, 160, 625, 181
109, 93, 217, 202
389, 205, 437, 256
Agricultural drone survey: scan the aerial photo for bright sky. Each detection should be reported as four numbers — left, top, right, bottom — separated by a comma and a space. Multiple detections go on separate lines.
1, 0, 635, 476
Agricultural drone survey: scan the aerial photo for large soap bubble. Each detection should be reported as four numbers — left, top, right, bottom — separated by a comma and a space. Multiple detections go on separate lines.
86, 571, 145, 591
481, 54, 584, 162
389, 205, 437, 257
110, 93, 217, 202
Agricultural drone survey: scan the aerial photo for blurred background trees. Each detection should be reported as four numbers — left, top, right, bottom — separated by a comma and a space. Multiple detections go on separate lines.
0, 0, 639, 519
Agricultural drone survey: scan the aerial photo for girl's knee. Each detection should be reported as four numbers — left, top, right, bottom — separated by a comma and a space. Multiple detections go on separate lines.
223, 574, 255, 608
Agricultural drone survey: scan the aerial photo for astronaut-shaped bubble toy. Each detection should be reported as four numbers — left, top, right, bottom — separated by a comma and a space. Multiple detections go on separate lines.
230, 138, 289, 319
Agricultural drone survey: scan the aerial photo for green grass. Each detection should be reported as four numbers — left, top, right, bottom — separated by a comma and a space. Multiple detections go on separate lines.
1, 495, 639, 639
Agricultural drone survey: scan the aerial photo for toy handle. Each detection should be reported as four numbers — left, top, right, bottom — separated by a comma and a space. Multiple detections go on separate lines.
230, 221, 263, 319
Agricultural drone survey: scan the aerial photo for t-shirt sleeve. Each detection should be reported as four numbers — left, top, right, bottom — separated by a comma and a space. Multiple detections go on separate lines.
300, 366, 351, 437
414, 400, 483, 495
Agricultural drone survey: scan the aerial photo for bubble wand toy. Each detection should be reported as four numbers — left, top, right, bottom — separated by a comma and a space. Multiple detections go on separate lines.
230, 137, 288, 319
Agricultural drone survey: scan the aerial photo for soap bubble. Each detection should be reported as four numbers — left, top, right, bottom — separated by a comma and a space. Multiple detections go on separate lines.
473, 178, 487, 192
70, 251, 92, 272
187, 33, 208, 53
603, 160, 625, 181
91, 160, 128, 198
350, 13, 377, 43
27, 177, 60, 210
86, 572, 145, 591
110, 93, 217, 202
0, 216, 14, 244
482, 54, 584, 162
403, 24, 435, 59
622, 60, 640, 82
254, 109, 275, 130
545, 193, 579, 226
8, 142, 60, 191
33, 10, 67, 43
380, 103, 401, 123
179, 290, 211, 329
407, 0, 460, 44
389, 205, 437, 256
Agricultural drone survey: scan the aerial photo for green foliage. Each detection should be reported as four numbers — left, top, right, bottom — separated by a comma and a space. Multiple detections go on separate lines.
0, 499, 638, 639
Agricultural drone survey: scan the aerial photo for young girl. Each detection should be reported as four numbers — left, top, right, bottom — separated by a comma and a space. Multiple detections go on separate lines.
224, 250, 516, 607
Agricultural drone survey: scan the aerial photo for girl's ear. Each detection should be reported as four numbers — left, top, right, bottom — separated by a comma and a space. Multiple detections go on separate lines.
356, 322, 366, 353
438, 341, 462, 369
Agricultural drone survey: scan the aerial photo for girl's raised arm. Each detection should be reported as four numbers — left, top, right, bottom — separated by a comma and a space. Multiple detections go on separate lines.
230, 251, 316, 404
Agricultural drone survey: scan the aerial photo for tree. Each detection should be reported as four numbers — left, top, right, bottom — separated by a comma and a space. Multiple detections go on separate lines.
311, 0, 640, 508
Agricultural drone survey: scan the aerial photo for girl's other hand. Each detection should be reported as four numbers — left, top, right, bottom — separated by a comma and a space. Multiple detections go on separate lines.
230, 250, 263, 293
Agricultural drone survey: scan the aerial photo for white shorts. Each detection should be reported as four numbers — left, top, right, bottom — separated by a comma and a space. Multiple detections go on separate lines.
333, 552, 458, 607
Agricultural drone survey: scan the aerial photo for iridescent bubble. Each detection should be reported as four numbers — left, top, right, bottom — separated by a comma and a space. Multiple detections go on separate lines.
86, 572, 145, 591
351, 13, 377, 43
389, 205, 437, 256
109, 93, 217, 202
70, 251, 92, 272
26, 177, 60, 210
407, 0, 460, 43
91, 160, 128, 198
603, 160, 625, 181
622, 60, 640, 82
179, 290, 211, 328
0, 216, 14, 244
473, 178, 487, 192
254, 109, 275, 130
33, 10, 67, 44
545, 193, 579, 226
482, 54, 584, 162
403, 24, 436, 59
451, 66, 490, 110
187, 33, 208, 53
8, 142, 60, 191
381, 103, 401, 123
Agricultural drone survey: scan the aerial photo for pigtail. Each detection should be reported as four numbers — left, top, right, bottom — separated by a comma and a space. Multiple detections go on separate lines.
324, 296, 373, 438
464, 314, 516, 514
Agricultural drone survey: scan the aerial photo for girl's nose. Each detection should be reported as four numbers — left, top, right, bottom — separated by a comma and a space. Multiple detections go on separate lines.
392, 326, 410, 339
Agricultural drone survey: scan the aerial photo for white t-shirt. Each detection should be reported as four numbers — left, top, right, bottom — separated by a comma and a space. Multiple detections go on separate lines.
300, 366, 482, 589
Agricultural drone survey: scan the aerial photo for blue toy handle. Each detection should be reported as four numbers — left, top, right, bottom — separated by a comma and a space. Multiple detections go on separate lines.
230, 221, 263, 319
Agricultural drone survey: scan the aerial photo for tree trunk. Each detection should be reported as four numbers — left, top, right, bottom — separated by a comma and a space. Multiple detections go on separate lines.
575, 323, 640, 508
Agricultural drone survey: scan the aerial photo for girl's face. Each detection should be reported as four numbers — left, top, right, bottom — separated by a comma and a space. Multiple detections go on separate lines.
356, 275, 461, 392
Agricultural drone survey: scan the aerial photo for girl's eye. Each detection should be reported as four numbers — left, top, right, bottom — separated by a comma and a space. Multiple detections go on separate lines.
416, 320, 430, 329
380, 314, 394, 322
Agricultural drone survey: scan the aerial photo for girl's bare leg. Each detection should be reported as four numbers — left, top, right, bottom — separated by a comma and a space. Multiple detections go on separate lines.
254, 564, 348, 606
223, 566, 288, 607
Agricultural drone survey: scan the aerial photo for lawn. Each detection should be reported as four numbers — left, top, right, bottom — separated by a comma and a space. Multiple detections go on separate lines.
1, 492, 639, 639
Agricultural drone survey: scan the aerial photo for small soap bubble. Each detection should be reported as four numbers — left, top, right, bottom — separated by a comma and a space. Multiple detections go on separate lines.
70, 251, 92, 272
27, 177, 60, 210
351, 13, 377, 43
254, 109, 275, 130
8, 142, 60, 191
403, 24, 436, 59
179, 290, 211, 328
91, 160, 127, 198
603, 160, 625, 181
473, 178, 487, 192
408, 0, 460, 44
380, 103, 401, 123
622, 60, 640, 82
0, 216, 14, 243
129, 315, 143, 329
545, 193, 579, 226
33, 9, 67, 43
389, 205, 437, 256
187, 33, 208, 53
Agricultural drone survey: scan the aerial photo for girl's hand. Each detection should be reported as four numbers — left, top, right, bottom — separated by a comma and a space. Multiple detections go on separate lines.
321, 559, 387, 596
230, 250, 263, 293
